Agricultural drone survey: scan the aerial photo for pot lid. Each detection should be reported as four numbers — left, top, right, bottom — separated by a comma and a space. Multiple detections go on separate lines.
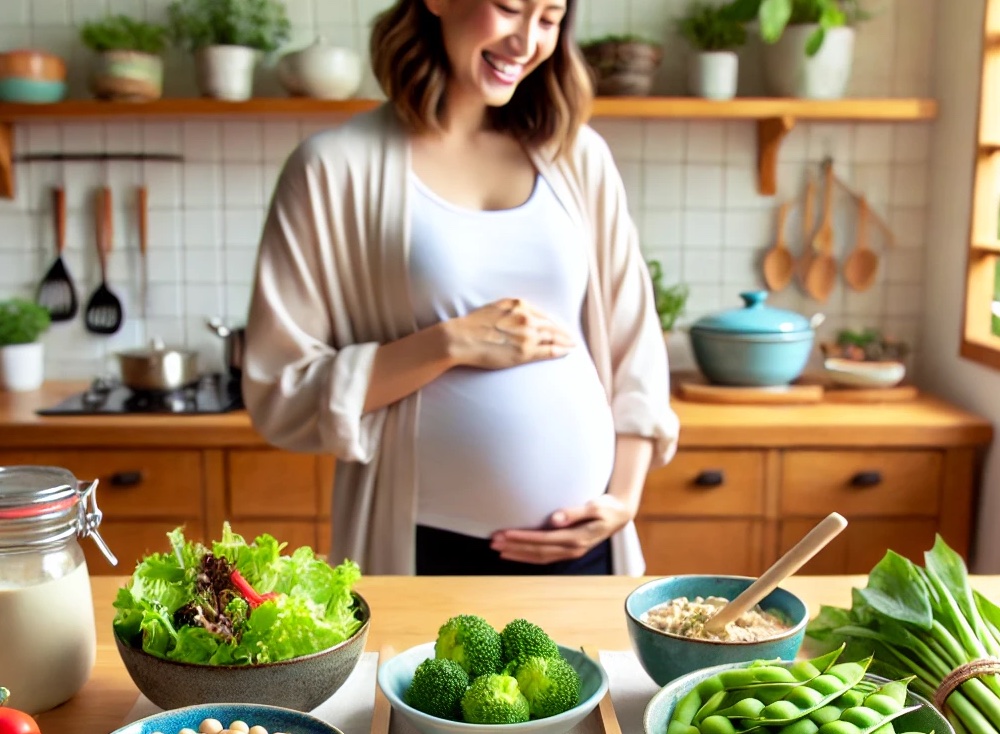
692, 291, 812, 334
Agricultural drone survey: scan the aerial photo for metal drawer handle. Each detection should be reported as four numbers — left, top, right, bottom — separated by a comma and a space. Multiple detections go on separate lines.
109, 470, 144, 487
850, 471, 883, 488
693, 470, 725, 488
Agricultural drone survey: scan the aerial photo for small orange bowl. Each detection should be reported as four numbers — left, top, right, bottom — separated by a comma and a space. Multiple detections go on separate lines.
0, 49, 67, 82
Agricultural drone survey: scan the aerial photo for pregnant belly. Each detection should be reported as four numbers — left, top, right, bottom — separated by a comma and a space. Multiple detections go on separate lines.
415, 348, 616, 538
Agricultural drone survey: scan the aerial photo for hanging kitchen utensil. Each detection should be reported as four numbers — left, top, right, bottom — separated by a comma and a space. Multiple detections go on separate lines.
762, 200, 794, 292
804, 161, 837, 303
843, 195, 879, 292
35, 186, 78, 321
794, 172, 817, 290
137, 184, 149, 321
84, 187, 124, 335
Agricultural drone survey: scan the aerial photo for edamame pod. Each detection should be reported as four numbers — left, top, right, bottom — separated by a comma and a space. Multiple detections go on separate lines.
752, 658, 874, 726
700, 714, 739, 734
715, 697, 767, 720
779, 717, 821, 734
694, 690, 730, 725
673, 688, 706, 725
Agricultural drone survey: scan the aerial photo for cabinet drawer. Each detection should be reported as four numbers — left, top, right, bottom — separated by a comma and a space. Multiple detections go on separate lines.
83, 519, 206, 575
228, 450, 322, 518
777, 518, 938, 574
0, 450, 204, 517
637, 519, 763, 576
780, 450, 941, 517
640, 451, 765, 517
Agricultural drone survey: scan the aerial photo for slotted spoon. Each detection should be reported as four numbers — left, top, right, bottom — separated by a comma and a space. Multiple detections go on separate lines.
84, 187, 124, 335
35, 186, 78, 321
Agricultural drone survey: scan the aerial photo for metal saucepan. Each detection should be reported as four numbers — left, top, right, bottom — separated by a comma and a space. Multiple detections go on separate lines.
206, 317, 245, 379
115, 337, 200, 392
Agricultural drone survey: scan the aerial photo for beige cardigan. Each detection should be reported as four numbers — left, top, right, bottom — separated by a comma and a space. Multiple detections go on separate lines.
243, 104, 680, 576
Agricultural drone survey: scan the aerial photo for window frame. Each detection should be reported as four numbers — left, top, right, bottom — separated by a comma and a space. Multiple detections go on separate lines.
961, 0, 1000, 369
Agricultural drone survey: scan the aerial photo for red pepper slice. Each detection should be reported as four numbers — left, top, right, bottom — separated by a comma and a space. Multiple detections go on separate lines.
230, 570, 280, 609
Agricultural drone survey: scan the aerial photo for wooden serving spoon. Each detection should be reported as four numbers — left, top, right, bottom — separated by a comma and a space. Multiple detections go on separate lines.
804, 163, 838, 303
843, 196, 879, 292
762, 201, 794, 292
703, 512, 848, 635
795, 172, 817, 290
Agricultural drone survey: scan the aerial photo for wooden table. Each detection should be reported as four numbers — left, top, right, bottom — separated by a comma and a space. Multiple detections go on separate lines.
32, 574, 1000, 734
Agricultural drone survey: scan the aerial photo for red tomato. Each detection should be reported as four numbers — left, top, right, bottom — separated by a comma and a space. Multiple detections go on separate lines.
0, 708, 40, 734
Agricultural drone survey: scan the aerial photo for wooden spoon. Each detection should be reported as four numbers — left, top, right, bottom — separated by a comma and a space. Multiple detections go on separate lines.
795, 173, 817, 289
843, 196, 879, 292
703, 512, 848, 635
804, 163, 838, 303
762, 201, 794, 292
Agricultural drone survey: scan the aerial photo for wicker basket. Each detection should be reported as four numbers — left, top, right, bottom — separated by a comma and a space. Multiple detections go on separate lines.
580, 40, 663, 96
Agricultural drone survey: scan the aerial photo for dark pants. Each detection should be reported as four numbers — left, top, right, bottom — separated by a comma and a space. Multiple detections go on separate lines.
415, 524, 612, 575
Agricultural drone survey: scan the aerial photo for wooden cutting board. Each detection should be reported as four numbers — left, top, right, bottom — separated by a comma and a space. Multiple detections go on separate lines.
674, 372, 919, 405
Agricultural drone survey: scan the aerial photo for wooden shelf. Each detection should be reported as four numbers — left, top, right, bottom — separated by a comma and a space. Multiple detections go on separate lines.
0, 95, 938, 200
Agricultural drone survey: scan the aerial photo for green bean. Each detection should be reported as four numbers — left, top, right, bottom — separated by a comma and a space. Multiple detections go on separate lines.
694, 690, 729, 725
699, 714, 738, 734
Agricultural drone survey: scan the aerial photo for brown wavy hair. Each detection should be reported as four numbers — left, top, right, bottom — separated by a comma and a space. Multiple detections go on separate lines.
369, 0, 593, 158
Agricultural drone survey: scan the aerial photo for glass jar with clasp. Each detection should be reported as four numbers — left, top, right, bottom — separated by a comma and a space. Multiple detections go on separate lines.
0, 465, 118, 715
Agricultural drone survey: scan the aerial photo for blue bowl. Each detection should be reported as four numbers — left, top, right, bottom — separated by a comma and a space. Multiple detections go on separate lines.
625, 575, 808, 686
0, 78, 66, 103
643, 664, 955, 734
109, 702, 345, 734
378, 641, 608, 734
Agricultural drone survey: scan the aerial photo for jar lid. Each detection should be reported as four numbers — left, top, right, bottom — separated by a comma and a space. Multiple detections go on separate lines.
691, 291, 812, 335
0, 466, 77, 515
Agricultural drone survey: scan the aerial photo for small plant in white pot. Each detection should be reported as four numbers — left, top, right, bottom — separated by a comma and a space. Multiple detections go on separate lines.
676, 1, 746, 100
0, 299, 51, 392
81, 14, 169, 102
722, 0, 871, 99
167, 0, 291, 101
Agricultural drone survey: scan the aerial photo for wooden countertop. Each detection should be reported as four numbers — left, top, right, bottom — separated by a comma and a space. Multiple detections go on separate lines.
0, 380, 992, 449
31, 573, 1000, 734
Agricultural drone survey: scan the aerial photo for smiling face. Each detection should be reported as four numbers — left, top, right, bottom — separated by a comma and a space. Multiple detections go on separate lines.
425, 0, 568, 107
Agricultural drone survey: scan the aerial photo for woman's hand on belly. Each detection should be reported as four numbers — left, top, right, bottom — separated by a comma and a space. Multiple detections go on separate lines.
488, 495, 631, 564
442, 297, 576, 369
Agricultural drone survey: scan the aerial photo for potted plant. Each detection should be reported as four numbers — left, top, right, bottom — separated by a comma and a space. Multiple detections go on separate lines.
579, 34, 664, 96
0, 298, 51, 392
647, 260, 690, 340
81, 14, 169, 102
676, 1, 747, 100
722, 0, 871, 99
167, 0, 291, 101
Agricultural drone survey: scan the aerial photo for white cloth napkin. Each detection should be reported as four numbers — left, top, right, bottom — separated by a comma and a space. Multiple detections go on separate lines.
123, 650, 661, 734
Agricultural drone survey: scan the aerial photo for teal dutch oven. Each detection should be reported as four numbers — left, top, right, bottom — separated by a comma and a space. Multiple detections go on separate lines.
689, 290, 823, 386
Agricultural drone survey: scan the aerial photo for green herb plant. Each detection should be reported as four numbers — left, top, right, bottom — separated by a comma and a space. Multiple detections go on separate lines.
676, 1, 747, 52
579, 33, 663, 48
80, 14, 170, 54
721, 0, 871, 56
806, 534, 1000, 734
166, 0, 291, 53
0, 299, 51, 347
647, 259, 689, 333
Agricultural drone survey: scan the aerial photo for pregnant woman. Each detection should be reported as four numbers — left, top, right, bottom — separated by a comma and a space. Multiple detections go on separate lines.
242, 0, 679, 576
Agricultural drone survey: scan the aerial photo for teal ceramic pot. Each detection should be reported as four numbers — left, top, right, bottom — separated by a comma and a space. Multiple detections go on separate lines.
110, 703, 344, 734
624, 575, 808, 686
0, 78, 66, 103
689, 291, 822, 386
643, 664, 954, 734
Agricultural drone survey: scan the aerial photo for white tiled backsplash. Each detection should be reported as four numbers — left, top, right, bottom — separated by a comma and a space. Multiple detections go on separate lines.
0, 0, 933, 379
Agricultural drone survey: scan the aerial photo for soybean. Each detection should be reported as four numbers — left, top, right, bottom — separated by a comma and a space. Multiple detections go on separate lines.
701, 714, 739, 734
694, 691, 730, 724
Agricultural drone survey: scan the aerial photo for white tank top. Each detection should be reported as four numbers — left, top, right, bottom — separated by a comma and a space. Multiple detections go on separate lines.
408, 171, 616, 538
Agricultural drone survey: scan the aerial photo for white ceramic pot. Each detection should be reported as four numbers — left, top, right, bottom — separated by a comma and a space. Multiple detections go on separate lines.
194, 45, 258, 101
0, 342, 44, 392
276, 37, 362, 100
688, 50, 738, 100
762, 24, 856, 99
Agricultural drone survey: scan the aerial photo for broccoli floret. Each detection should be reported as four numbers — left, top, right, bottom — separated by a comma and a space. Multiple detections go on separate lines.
500, 618, 559, 665
435, 614, 502, 677
404, 657, 470, 720
460, 673, 531, 724
514, 655, 581, 719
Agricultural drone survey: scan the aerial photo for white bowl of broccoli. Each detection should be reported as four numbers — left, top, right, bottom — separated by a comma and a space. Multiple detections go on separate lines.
377, 615, 608, 734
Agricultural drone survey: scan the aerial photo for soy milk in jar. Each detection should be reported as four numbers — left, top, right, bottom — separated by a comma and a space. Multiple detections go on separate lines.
0, 466, 117, 714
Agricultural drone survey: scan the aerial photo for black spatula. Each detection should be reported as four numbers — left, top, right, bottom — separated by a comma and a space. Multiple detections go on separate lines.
84, 187, 124, 335
35, 187, 78, 321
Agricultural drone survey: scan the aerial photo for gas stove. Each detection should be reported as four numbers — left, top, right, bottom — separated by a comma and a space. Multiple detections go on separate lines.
37, 373, 244, 416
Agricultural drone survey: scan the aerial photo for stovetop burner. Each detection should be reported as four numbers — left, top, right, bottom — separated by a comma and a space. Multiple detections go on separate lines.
37, 373, 244, 416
